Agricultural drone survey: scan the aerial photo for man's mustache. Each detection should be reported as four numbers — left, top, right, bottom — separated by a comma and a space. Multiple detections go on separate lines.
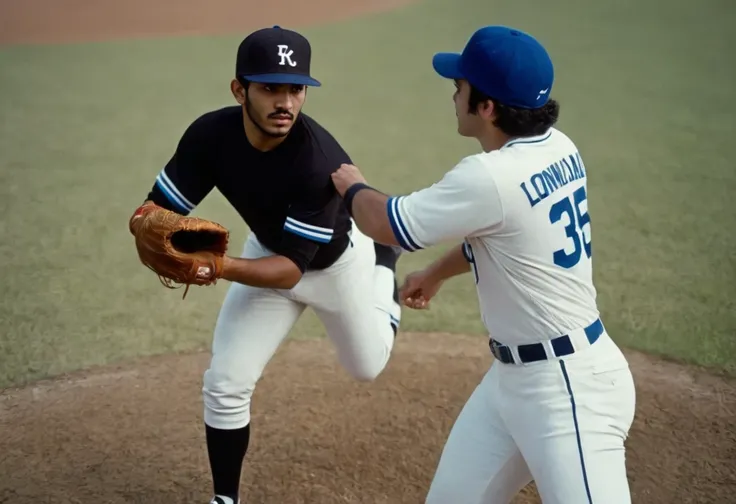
268, 110, 294, 119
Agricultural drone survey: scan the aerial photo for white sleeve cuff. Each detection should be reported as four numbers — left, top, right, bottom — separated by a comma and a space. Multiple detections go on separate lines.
386, 196, 423, 252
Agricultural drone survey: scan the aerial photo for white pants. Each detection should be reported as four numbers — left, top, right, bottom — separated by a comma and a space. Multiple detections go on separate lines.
425, 330, 636, 504
202, 224, 400, 430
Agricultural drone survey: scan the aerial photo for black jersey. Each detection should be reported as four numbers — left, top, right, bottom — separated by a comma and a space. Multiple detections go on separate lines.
146, 106, 353, 272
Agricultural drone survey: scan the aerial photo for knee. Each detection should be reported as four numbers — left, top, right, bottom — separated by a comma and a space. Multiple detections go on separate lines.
351, 368, 381, 382
347, 338, 395, 382
347, 357, 389, 382
202, 366, 256, 429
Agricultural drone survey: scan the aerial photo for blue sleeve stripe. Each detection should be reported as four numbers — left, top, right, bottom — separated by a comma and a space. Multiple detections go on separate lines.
283, 222, 332, 243
285, 217, 333, 235
154, 178, 191, 214
386, 197, 422, 252
155, 171, 195, 214
158, 170, 195, 209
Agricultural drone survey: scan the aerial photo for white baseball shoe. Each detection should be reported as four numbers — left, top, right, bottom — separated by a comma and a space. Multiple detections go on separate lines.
210, 496, 239, 504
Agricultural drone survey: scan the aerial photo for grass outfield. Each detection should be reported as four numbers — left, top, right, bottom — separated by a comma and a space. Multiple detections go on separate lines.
0, 0, 734, 387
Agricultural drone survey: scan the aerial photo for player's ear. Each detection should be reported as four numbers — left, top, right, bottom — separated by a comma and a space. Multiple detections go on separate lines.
231, 78, 246, 105
477, 98, 495, 120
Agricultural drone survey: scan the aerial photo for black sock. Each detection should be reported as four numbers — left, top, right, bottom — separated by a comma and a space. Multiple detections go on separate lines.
374, 243, 401, 337
206, 423, 251, 501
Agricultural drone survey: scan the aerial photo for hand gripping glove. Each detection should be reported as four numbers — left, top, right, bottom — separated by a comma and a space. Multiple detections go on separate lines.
128, 202, 229, 298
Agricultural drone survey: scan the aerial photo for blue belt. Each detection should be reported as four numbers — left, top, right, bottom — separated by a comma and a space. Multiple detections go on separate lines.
489, 318, 604, 364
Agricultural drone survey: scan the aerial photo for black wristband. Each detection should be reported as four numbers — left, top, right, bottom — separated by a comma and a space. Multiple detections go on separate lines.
343, 182, 373, 216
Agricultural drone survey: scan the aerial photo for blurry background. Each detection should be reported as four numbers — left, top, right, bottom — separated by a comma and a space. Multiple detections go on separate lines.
1, 0, 733, 387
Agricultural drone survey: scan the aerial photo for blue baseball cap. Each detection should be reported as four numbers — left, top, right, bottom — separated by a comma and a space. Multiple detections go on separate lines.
432, 26, 554, 109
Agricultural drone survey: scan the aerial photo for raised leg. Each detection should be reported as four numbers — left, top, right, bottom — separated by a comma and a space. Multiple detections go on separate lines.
292, 225, 401, 381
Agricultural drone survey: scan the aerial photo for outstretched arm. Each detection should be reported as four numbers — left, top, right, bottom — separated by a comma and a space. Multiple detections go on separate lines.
331, 158, 503, 253
345, 187, 398, 246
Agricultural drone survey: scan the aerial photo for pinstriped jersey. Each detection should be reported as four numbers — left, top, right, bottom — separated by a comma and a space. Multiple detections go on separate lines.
146, 106, 353, 272
386, 127, 600, 345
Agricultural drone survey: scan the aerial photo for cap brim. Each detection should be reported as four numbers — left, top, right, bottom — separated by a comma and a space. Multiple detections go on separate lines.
432, 53, 464, 80
241, 73, 321, 87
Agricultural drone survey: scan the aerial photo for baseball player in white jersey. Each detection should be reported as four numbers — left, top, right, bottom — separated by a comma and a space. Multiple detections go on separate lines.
331, 25, 637, 504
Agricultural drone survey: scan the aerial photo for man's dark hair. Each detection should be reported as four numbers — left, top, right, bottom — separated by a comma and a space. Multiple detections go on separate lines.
468, 84, 559, 137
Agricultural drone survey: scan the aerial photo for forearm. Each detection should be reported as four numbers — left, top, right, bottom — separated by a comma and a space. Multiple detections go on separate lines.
349, 187, 399, 246
221, 255, 303, 289
425, 243, 471, 283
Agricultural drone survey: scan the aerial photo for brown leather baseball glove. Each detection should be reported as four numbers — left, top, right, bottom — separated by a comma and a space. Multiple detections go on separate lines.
129, 202, 230, 298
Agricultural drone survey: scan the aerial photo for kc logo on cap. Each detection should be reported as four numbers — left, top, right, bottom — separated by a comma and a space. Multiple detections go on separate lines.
235, 25, 321, 87
277, 45, 297, 67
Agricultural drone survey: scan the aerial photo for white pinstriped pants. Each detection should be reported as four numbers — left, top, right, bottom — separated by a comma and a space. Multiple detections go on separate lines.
201, 224, 400, 430
425, 331, 636, 504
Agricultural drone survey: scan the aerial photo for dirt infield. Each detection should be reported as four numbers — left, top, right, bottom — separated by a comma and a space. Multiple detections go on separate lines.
1, 332, 735, 503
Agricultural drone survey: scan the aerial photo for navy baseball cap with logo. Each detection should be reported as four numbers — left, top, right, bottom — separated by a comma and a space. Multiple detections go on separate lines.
432, 26, 554, 109
236, 25, 321, 87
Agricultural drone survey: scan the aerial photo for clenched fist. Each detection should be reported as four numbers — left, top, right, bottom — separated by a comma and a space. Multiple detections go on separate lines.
399, 270, 445, 310
331, 163, 368, 197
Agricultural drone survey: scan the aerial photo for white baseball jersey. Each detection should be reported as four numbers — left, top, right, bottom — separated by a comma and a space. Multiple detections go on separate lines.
387, 127, 599, 345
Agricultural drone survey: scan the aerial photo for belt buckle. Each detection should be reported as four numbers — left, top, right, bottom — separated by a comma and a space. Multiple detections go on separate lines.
490, 339, 513, 364
489, 338, 502, 357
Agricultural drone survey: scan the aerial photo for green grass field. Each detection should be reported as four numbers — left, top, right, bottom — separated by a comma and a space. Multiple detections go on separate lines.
1, 0, 734, 388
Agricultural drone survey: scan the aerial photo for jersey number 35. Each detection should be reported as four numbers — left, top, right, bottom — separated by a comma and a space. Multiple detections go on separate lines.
549, 185, 592, 268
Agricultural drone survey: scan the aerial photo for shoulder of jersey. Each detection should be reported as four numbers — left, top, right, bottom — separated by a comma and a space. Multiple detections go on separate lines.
186, 106, 242, 134
454, 151, 502, 176
443, 152, 501, 193
449, 135, 552, 189
297, 113, 350, 159
298, 113, 336, 141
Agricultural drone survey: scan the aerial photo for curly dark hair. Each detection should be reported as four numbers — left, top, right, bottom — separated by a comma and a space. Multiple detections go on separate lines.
467, 84, 560, 137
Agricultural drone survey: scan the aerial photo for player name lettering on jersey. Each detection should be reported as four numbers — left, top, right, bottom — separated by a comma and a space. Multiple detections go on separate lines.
520, 151, 587, 208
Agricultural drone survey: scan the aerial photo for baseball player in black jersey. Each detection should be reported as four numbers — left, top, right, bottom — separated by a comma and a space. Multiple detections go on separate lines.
132, 26, 403, 504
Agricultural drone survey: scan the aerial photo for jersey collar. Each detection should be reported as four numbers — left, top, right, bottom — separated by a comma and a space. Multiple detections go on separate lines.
501, 129, 552, 149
